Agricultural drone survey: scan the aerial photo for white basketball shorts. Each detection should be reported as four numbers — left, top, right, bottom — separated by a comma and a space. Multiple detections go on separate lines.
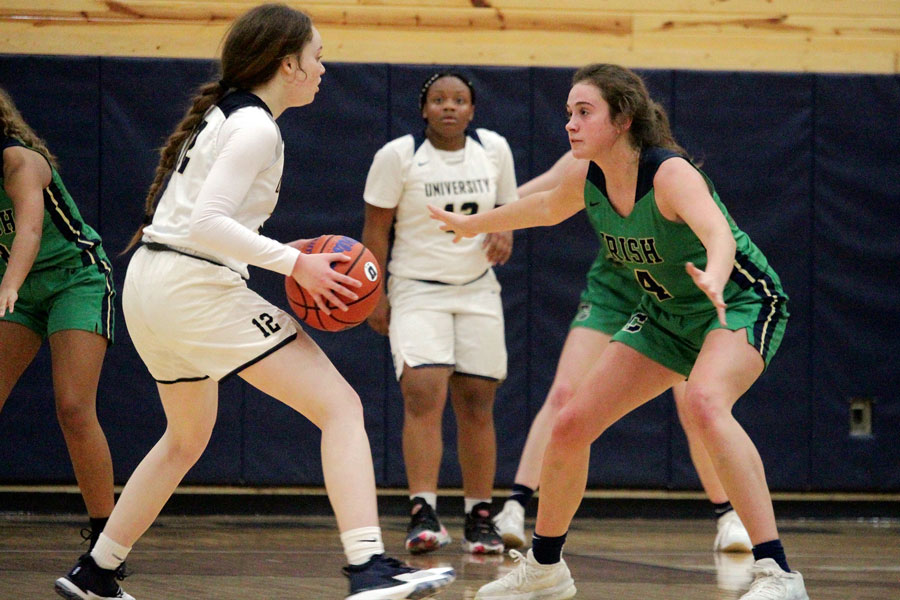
123, 246, 298, 383
387, 270, 507, 381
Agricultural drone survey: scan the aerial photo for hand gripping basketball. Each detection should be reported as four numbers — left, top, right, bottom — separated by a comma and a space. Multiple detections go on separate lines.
285, 235, 383, 332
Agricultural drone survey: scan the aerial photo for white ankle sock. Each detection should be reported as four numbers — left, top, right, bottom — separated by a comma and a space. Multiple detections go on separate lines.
464, 497, 492, 514
410, 491, 437, 510
91, 533, 131, 570
340, 526, 384, 565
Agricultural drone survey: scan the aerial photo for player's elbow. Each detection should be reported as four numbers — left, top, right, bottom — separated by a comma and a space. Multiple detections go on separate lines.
186, 211, 219, 245
717, 233, 736, 260
544, 204, 570, 227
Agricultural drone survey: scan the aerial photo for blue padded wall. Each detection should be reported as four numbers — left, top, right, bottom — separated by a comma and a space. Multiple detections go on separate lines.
668, 71, 815, 491
1, 54, 897, 492
810, 74, 900, 490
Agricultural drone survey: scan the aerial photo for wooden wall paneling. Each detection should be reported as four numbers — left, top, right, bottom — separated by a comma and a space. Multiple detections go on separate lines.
1, 0, 898, 72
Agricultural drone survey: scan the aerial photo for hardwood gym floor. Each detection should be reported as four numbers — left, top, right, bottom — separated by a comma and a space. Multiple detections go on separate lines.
1, 513, 897, 599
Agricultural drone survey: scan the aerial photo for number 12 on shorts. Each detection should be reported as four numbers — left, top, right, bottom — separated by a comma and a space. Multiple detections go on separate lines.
252, 313, 281, 337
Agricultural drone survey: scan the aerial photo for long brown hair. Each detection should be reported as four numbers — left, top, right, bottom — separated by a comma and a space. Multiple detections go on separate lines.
0, 87, 58, 169
124, 3, 313, 252
572, 64, 689, 157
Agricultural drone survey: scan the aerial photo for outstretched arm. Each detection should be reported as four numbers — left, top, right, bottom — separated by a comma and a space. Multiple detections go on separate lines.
429, 157, 588, 242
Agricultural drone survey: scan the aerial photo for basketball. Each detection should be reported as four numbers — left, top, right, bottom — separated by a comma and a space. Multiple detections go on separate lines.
284, 235, 383, 332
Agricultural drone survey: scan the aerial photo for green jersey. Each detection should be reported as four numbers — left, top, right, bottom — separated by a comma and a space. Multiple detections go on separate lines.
0, 137, 107, 273
583, 147, 788, 317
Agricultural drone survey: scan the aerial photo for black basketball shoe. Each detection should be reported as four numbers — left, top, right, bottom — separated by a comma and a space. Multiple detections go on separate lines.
463, 502, 504, 554
404, 497, 450, 554
344, 553, 455, 599
55, 553, 133, 600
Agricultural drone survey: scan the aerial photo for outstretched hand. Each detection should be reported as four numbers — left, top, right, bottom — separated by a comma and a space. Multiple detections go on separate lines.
291, 251, 362, 315
427, 205, 477, 243
686, 262, 727, 326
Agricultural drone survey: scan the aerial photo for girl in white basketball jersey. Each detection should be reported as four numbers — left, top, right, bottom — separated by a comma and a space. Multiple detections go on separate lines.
362, 72, 517, 556
55, 5, 454, 600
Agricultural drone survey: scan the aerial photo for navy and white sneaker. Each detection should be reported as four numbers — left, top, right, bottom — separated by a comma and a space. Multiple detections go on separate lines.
344, 553, 455, 599
55, 553, 133, 600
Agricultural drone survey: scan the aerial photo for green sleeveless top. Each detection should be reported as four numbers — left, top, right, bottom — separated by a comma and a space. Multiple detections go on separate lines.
583, 147, 787, 316
0, 137, 107, 273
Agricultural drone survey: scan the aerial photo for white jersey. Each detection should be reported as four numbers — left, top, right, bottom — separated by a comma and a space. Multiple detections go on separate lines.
364, 128, 518, 285
142, 91, 299, 279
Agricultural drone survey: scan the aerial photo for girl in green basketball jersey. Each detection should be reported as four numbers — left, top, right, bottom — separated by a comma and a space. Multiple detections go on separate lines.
493, 150, 753, 559
0, 87, 117, 549
430, 64, 808, 600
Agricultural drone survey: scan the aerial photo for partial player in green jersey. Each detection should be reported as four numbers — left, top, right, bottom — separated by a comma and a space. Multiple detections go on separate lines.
0, 86, 117, 549
430, 64, 807, 600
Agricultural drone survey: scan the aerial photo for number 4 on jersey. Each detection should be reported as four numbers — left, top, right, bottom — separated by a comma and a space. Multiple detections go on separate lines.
634, 269, 673, 302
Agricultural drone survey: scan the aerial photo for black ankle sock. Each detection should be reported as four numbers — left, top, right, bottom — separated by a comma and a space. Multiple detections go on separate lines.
712, 501, 733, 519
88, 517, 109, 550
752, 539, 790, 573
532, 531, 567, 565
509, 484, 534, 509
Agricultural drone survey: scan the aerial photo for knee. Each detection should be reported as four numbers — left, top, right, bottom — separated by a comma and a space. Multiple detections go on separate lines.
162, 426, 212, 466
549, 405, 597, 450
545, 380, 576, 413
402, 384, 444, 420
454, 400, 493, 429
316, 387, 365, 432
55, 394, 97, 433
337, 390, 365, 427
405, 399, 443, 421
680, 385, 728, 433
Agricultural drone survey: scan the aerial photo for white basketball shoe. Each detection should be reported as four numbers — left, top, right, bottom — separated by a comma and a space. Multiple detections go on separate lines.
715, 510, 753, 553
493, 500, 526, 549
475, 549, 576, 600
739, 558, 809, 600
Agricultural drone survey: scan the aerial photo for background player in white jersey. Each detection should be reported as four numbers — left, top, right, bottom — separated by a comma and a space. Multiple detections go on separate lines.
493, 151, 752, 556
362, 72, 517, 555
55, 5, 454, 600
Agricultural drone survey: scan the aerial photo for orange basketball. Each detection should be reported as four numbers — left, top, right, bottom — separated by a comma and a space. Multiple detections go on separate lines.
284, 235, 383, 332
